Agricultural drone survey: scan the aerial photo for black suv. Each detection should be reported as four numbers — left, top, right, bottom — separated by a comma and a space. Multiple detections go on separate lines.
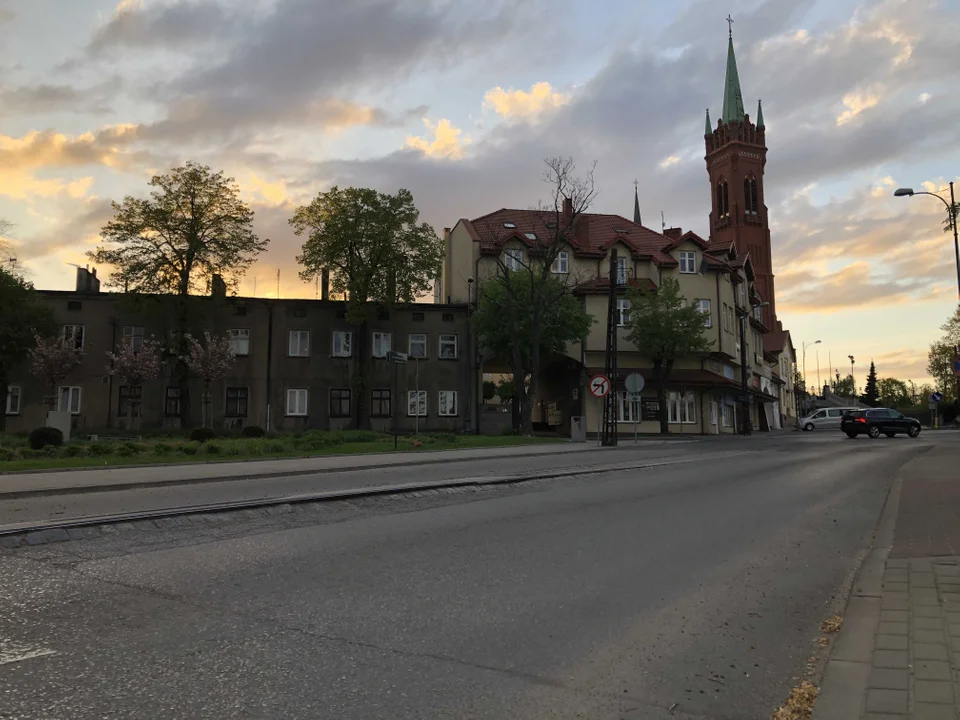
840, 408, 922, 439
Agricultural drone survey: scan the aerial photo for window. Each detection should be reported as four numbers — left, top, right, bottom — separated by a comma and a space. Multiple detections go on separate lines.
372, 331, 392, 358
409, 333, 427, 359
442, 313, 454, 322
616, 257, 627, 285
407, 390, 427, 417
286, 388, 308, 416
503, 222, 516, 229
696, 299, 712, 327
67, 300, 82, 311
288, 330, 310, 356
753, 305, 763, 322
225, 387, 248, 417
234, 305, 247, 316
744, 175, 759, 215
722, 403, 733, 427
438, 390, 458, 416
117, 385, 142, 417
738, 283, 745, 307
371, 389, 391, 418
710, 400, 718, 425
228, 328, 250, 356
58, 386, 81, 414
616, 391, 641, 423
679, 251, 697, 274
524, 232, 537, 241
616, 298, 630, 327
503, 248, 523, 271
716, 180, 729, 217
5, 386, 21, 415
439, 334, 458, 359
827, 409, 843, 418
293, 308, 307, 318
667, 391, 697, 424
332, 330, 352, 357
727, 305, 736, 332
552, 251, 569, 274
122, 326, 145, 351
329, 389, 351, 418
412, 312, 425, 322
165, 387, 181, 417
62, 324, 84, 350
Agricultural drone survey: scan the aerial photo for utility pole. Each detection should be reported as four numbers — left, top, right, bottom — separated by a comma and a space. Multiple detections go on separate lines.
739, 309, 752, 435
601, 250, 619, 446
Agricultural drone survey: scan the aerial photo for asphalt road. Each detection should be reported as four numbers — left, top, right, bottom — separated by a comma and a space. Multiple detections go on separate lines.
0, 433, 937, 719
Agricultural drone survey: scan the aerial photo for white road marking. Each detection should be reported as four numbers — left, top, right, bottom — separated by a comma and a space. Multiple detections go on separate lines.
0, 639, 58, 666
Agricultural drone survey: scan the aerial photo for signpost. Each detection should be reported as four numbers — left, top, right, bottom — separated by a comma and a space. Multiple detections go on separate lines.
589, 375, 610, 445
930, 391, 943, 430
624, 373, 645, 443
388, 352, 407, 448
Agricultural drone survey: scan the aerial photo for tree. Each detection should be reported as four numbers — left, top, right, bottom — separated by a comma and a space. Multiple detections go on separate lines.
182, 332, 236, 429
833, 374, 855, 397
106, 338, 162, 430
88, 162, 266, 426
860, 361, 879, 406
291, 186, 443, 428
927, 305, 960, 403
940, 201, 959, 236
624, 277, 711, 434
794, 369, 809, 416
473, 273, 592, 432
29, 335, 84, 408
878, 378, 911, 408
0, 268, 57, 430
482, 381, 496, 402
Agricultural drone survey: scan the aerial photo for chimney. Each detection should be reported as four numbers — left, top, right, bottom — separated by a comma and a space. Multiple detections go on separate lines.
321, 268, 330, 300
664, 227, 683, 241
561, 196, 573, 226
210, 273, 227, 298
89, 267, 100, 293
75, 267, 89, 292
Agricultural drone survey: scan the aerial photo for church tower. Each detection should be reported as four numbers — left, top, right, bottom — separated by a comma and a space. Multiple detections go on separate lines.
705, 21, 776, 328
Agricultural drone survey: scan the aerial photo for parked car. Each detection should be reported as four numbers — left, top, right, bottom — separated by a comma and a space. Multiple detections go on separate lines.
840, 408, 922, 439
796, 407, 859, 431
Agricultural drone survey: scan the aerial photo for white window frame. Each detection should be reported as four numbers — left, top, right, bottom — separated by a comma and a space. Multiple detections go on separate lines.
710, 400, 718, 425
5, 385, 21, 415
372, 331, 392, 358
438, 390, 458, 417
503, 248, 524, 271
228, 328, 250, 356
552, 251, 569, 274
407, 390, 427, 417
616, 298, 630, 327
738, 283, 745, 307
285, 388, 308, 416
122, 325, 145, 351
616, 391, 641, 423
62, 324, 85, 350
288, 330, 310, 357
332, 330, 352, 358
439, 334, 458, 359
408, 333, 427, 359
616, 257, 628, 285
667, 391, 697, 424
679, 251, 697, 274
722, 403, 733, 427
58, 385, 81, 414
696, 299, 712, 327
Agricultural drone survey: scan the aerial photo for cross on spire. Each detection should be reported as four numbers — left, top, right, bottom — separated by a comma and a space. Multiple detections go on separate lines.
726, 14, 734, 37
633, 179, 639, 191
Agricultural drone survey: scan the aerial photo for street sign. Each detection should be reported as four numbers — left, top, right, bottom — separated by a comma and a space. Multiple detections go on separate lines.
953, 354, 960, 377
624, 373, 645, 393
589, 374, 611, 398
931, 391, 943, 403
387, 351, 408, 364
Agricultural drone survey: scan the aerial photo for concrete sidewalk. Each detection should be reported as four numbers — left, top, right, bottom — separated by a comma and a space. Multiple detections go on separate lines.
0, 441, 628, 497
815, 443, 960, 719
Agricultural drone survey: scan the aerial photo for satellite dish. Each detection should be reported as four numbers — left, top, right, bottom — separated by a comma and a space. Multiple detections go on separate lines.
699, 257, 710, 274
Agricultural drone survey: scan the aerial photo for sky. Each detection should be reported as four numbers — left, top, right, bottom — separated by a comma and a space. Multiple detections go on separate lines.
1, 0, 959, 389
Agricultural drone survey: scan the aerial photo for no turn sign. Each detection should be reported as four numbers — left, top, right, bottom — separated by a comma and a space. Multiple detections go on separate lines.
589, 374, 611, 398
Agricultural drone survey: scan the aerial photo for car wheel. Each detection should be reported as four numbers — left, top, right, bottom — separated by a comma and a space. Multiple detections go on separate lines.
867, 425, 881, 439
845, 431, 857, 439
908, 426, 921, 438
885, 433, 896, 438
804, 423, 815, 431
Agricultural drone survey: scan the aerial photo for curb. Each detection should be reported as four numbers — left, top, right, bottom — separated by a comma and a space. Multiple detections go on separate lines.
0, 455, 708, 546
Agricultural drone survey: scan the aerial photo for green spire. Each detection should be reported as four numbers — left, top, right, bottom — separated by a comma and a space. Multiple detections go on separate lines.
704, 108, 712, 135
756, 99, 764, 128
721, 34, 745, 123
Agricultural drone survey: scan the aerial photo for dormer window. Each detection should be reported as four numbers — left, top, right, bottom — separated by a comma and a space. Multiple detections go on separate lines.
679, 251, 697, 274
503, 222, 516, 229
616, 257, 628, 285
503, 248, 524, 271
524, 232, 537, 240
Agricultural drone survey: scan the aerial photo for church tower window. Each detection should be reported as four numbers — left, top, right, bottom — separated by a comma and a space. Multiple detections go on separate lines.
717, 179, 729, 217
744, 175, 758, 215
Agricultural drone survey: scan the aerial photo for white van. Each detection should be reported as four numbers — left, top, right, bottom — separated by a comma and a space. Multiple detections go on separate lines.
797, 407, 858, 431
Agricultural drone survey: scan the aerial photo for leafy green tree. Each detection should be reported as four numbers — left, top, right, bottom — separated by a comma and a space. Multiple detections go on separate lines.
474, 273, 591, 433
860, 361, 879, 406
88, 162, 265, 426
0, 268, 57, 430
291, 186, 443, 428
624, 277, 711, 434
927, 305, 960, 403
833, 374, 855, 397
878, 378, 910, 408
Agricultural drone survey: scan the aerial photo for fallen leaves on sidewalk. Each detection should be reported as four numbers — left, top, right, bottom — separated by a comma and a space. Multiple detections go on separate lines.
820, 615, 842, 634
770, 681, 819, 720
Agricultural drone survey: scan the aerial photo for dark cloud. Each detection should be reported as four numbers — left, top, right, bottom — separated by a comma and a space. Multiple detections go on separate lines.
17, 197, 115, 262
0, 79, 119, 115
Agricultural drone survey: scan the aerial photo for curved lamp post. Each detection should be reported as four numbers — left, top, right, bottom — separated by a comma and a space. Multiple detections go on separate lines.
895, 183, 960, 300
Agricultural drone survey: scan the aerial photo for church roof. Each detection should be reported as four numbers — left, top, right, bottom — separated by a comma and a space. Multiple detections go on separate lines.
721, 34, 746, 123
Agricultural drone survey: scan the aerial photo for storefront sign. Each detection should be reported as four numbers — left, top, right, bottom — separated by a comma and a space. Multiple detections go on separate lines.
641, 398, 660, 421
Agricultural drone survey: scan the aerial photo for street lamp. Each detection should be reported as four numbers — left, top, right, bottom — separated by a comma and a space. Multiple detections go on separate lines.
802, 340, 821, 414
848, 355, 855, 396
739, 301, 770, 435
895, 183, 960, 300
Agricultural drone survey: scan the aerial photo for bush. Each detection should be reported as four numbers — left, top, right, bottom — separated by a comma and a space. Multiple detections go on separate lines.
264, 439, 286, 454
87, 442, 113, 457
189, 427, 217, 442
203, 442, 221, 455
501, 427, 520, 436
181, 442, 200, 455
424, 432, 457, 444
152, 442, 174, 456
240, 425, 266, 438
29, 426, 64, 450
19, 448, 43, 460
114, 441, 145, 457
64, 444, 89, 458
0, 447, 22, 462
41, 445, 61, 458
335, 430, 381, 444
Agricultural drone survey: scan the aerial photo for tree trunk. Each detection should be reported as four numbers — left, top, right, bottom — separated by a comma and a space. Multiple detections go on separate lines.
654, 361, 669, 435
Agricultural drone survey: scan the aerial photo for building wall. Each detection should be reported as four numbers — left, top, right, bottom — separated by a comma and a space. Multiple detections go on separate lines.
4, 292, 475, 435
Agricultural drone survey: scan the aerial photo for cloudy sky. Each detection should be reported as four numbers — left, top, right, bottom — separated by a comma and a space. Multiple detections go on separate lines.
1, 0, 958, 389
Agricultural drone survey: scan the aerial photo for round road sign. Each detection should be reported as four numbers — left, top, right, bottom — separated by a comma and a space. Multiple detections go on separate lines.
931, 391, 943, 403
624, 373, 645, 393
589, 374, 611, 398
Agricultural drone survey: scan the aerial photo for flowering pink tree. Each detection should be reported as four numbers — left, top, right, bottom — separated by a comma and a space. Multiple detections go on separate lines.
29, 335, 84, 408
106, 338, 162, 429
182, 331, 236, 428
